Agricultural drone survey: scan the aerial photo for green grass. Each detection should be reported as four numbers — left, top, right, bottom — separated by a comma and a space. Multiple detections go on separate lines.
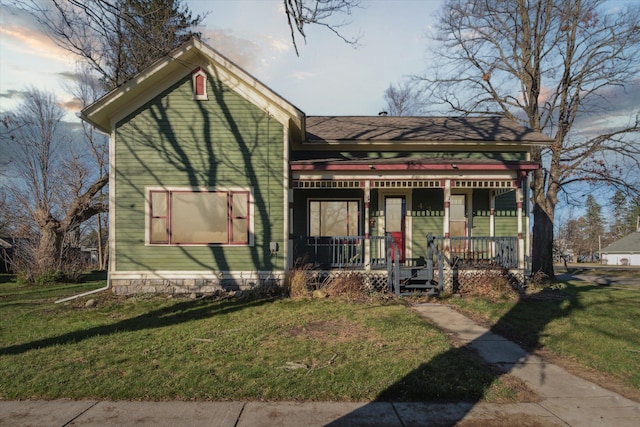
445, 280, 640, 391
0, 276, 520, 402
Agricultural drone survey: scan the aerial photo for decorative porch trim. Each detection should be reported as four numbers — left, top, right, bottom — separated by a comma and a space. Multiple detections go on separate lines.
372, 180, 441, 188
291, 179, 362, 189
291, 178, 519, 190
453, 180, 516, 189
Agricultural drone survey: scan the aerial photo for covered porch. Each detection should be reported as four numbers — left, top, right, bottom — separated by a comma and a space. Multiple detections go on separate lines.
288, 173, 533, 294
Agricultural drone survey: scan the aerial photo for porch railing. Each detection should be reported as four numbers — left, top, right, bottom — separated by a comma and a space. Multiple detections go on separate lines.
292, 235, 395, 269
292, 235, 518, 270
432, 235, 518, 269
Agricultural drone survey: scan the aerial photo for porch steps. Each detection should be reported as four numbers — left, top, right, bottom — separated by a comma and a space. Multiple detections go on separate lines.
398, 267, 440, 296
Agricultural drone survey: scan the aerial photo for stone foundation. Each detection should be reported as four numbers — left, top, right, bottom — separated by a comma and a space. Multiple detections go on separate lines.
110, 273, 284, 296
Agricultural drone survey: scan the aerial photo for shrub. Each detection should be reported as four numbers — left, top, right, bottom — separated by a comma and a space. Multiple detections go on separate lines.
457, 268, 519, 301
321, 272, 367, 302
284, 264, 312, 299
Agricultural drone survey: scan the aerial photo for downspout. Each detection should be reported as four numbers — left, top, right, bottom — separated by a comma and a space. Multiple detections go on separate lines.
56, 113, 112, 304
55, 271, 111, 304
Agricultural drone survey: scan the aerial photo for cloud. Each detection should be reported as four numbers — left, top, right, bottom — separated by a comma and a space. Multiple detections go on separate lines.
573, 78, 640, 136
289, 71, 315, 81
266, 36, 291, 53
201, 28, 261, 71
0, 5, 72, 64
0, 89, 26, 101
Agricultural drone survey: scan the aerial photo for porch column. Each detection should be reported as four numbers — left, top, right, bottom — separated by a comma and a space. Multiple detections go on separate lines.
516, 185, 525, 270
287, 189, 294, 271
364, 180, 371, 271
490, 190, 496, 258
443, 180, 451, 239
442, 180, 454, 293
489, 190, 495, 238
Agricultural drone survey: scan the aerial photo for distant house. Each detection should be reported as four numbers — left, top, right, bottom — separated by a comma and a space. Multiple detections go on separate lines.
601, 230, 640, 266
0, 237, 12, 274
80, 37, 551, 296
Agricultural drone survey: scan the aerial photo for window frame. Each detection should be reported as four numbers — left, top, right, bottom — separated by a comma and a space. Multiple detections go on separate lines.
308, 199, 360, 237
145, 186, 253, 246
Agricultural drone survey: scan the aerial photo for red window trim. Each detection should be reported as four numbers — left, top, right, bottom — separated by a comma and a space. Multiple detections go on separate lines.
149, 189, 250, 245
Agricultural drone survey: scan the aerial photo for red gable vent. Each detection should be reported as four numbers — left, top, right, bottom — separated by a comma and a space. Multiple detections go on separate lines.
192, 67, 208, 100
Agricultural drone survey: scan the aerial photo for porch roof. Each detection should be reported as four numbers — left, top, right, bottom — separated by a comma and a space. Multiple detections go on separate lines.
304, 116, 553, 144
290, 156, 539, 172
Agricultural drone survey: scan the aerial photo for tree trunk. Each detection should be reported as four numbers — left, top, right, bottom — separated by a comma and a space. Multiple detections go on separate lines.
531, 203, 555, 280
37, 218, 64, 277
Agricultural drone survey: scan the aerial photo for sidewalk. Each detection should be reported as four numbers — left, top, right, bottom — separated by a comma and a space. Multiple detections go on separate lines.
2, 303, 639, 426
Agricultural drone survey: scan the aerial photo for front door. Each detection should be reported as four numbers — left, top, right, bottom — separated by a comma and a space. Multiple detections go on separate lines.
385, 196, 406, 262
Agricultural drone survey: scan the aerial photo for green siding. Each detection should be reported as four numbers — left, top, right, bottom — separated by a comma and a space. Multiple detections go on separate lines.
472, 190, 491, 236
114, 74, 285, 272
495, 191, 517, 236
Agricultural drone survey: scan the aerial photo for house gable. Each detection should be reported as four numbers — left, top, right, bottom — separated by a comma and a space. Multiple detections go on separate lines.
112, 70, 285, 273
81, 37, 304, 136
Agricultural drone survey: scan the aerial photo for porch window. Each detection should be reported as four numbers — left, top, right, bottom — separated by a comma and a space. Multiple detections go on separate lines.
309, 200, 359, 236
148, 188, 250, 245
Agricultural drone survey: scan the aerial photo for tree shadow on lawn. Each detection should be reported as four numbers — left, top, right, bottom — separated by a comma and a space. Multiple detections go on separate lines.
0, 296, 272, 356
328, 280, 607, 425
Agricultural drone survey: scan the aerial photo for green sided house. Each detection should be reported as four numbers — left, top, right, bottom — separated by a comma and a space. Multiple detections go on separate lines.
81, 37, 552, 295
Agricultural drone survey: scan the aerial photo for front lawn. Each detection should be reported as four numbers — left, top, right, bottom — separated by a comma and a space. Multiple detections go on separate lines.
0, 277, 523, 402
445, 279, 640, 394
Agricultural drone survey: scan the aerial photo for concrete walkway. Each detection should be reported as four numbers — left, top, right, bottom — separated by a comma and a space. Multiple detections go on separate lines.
2, 303, 639, 426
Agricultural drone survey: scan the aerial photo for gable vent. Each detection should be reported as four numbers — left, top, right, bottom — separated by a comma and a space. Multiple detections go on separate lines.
192, 67, 208, 100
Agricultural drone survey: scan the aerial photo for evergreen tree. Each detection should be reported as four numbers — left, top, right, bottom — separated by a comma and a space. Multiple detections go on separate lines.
609, 190, 628, 240
24, 0, 204, 90
585, 195, 604, 261
624, 195, 640, 233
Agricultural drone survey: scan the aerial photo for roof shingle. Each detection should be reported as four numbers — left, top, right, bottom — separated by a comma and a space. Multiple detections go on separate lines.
305, 116, 553, 143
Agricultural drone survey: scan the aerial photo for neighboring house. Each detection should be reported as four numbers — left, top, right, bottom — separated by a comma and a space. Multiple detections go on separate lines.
0, 237, 13, 274
81, 37, 552, 296
601, 230, 640, 266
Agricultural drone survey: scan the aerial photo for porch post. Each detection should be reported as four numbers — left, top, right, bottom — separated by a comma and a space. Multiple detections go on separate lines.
490, 189, 496, 258
443, 180, 451, 239
364, 180, 371, 271
516, 185, 525, 270
443, 179, 454, 293
489, 190, 495, 238
287, 189, 294, 271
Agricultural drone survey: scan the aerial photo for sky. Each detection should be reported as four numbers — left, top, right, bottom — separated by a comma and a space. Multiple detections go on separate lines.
0, 0, 638, 226
0, 0, 444, 118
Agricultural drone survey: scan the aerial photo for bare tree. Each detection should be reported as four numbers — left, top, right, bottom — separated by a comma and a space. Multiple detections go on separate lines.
63, 65, 110, 270
283, 0, 362, 56
16, 0, 205, 90
383, 80, 426, 116
0, 88, 108, 282
423, 0, 640, 278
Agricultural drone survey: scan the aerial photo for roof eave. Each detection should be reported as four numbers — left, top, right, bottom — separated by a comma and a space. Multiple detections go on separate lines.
290, 161, 540, 172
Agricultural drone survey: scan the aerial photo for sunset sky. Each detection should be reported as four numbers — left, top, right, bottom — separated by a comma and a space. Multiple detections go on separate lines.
0, 0, 444, 119
1, 0, 638, 220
